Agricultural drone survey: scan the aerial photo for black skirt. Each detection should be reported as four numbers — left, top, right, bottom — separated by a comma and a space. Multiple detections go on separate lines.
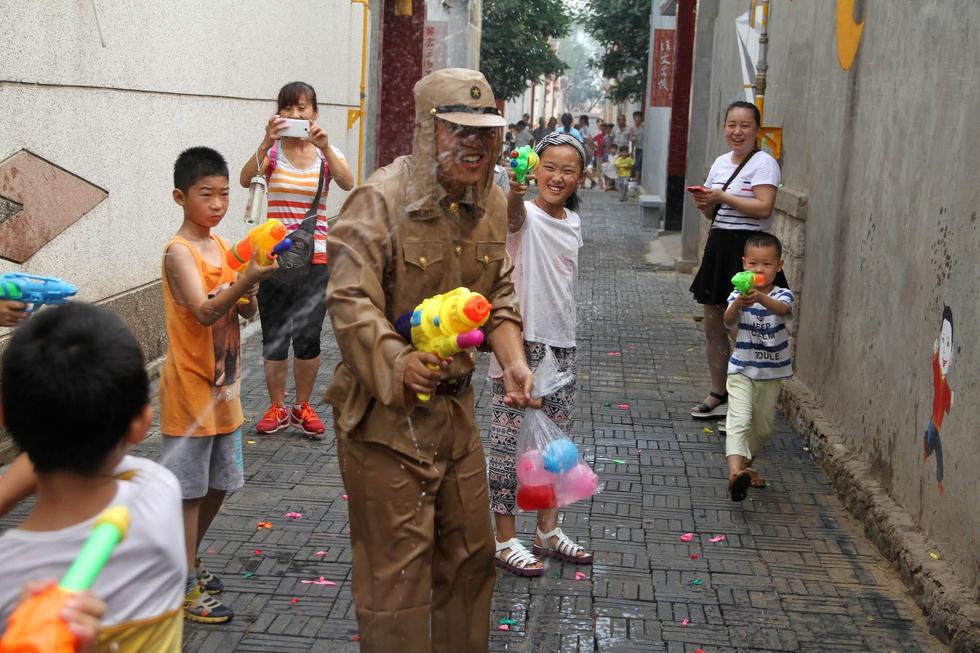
689, 228, 789, 305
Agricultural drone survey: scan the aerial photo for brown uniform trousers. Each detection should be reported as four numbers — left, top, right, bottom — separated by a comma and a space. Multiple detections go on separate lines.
336, 386, 494, 653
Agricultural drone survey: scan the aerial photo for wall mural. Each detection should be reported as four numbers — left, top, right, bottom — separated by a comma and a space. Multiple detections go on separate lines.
923, 305, 954, 495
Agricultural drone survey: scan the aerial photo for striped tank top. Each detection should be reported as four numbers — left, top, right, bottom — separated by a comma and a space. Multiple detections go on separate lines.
266, 145, 339, 265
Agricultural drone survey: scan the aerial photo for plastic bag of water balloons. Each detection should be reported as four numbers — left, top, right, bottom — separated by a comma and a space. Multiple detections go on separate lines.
514, 348, 600, 511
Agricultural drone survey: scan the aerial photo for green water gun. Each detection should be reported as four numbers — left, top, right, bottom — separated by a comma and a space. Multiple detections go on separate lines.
509, 146, 540, 184
731, 271, 765, 295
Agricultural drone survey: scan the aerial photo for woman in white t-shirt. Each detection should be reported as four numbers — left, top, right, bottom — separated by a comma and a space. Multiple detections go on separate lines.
488, 133, 592, 576
688, 101, 787, 420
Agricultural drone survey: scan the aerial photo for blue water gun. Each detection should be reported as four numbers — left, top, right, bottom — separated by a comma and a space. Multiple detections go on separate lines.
0, 273, 78, 312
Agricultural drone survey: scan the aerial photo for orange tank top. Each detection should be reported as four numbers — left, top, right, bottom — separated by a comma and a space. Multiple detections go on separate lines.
159, 235, 244, 437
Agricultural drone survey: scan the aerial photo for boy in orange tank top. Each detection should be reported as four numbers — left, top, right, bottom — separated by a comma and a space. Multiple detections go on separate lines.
159, 147, 276, 623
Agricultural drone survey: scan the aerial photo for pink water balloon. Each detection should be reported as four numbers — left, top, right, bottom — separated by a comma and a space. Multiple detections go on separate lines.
516, 449, 557, 486
555, 463, 599, 506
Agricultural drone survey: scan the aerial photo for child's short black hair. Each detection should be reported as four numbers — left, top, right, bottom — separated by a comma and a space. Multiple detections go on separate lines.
173, 147, 229, 193
277, 81, 318, 113
618, 145, 629, 153
744, 232, 783, 258
1, 303, 149, 475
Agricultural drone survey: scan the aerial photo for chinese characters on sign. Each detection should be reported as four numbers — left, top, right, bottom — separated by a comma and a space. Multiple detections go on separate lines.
422, 21, 448, 76
650, 29, 675, 107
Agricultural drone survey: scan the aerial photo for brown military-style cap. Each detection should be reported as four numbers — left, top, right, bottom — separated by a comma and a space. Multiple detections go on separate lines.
414, 68, 506, 128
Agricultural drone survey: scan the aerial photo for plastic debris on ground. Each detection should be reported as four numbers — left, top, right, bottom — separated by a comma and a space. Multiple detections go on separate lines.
708, 535, 727, 543
285, 511, 303, 519
680, 533, 694, 542
315, 550, 328, 557
682, 618, 690, 627
689, 579, 704, 586
256, 521, 273, 529
613, 459, 626, 464
575, 571, 588, 580
498, 624, 510, 631
690, 553, 700, 560
499, 618, 518, 625
929, 551, 941, 560
300, 577, 337, 586
607, 351, 622, 357
290, 598, 299, 605
342, 494, 349, 501
246, 440, 257, 445
703, 427, 714, 434
243, 571, 255, 578
254, 549, 263, 555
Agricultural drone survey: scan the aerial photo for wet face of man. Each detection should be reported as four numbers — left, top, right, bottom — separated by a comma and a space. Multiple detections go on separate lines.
434, 118, 499, 189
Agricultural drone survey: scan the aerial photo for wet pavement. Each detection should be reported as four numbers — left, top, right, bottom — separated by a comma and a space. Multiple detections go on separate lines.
2, 189, 944, 652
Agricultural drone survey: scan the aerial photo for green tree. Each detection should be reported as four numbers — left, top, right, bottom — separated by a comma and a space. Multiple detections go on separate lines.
480, 0, 573, 102
580, 0, 652, 103
559, 28, 603, 113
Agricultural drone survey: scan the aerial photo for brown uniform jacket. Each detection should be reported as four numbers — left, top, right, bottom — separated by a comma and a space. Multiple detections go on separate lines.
324, 155, 522, 463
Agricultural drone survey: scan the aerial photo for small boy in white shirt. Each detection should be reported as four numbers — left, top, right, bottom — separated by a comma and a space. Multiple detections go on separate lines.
722, 233, 793, 502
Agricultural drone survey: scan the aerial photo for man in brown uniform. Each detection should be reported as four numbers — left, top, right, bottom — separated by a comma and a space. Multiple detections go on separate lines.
324, 68, 536, 652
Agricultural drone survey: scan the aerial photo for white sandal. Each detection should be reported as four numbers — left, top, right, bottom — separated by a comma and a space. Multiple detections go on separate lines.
494, 537, 545, 577
532, 527, 593, 565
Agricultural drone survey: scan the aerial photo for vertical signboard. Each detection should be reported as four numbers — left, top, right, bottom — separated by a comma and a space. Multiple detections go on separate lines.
650, 29, 675, 107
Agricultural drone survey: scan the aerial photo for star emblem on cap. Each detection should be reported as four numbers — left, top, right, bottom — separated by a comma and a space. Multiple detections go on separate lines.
470, 86, 482, 99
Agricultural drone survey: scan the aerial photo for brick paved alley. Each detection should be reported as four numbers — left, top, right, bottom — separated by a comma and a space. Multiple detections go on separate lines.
2, 189, 944, 652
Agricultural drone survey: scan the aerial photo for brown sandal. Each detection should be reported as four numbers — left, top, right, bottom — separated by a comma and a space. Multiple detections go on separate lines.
748, 469, 767, 488
728, 470, 752, 502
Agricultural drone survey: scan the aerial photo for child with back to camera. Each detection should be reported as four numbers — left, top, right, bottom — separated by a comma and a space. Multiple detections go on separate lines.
0, 303, 186, 651
160, 147, 277, 623
722, 233, 793, 502
239, 81, 353, 438
488, 132, 593, 575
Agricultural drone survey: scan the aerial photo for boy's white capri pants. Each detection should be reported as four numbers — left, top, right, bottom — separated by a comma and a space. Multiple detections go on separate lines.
160, 429, 245, 499
724, 374, 782, 460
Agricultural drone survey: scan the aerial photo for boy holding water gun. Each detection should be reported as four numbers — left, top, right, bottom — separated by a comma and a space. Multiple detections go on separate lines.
721, 233, 793, 502
159, 147, 276, 623
0, 303, 186, 651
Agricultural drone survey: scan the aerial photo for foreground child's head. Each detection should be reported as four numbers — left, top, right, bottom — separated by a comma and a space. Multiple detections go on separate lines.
742, 233, 784, 288
1, 303, 151, 475
172, 147, 230, 228
532, 133, 586, 211
618, 145, 629, 155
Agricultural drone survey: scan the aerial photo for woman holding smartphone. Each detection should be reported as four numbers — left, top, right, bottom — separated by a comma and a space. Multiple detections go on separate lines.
687, 100, 786, 421
239, 81, 354, 438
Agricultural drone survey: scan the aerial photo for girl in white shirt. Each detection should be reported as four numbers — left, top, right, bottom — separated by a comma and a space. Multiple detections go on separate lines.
488, 133, 592, 576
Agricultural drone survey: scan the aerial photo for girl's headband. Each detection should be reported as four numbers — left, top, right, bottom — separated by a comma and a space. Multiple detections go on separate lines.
534, 132, 587, 168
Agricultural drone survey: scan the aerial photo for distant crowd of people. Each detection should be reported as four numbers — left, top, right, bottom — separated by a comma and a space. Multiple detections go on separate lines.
503, 111, 645, 200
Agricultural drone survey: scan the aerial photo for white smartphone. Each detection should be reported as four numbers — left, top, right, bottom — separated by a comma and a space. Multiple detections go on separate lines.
279, 118, 310, 139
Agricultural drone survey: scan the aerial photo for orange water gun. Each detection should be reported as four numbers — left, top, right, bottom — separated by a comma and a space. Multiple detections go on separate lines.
394, 287, 492, 403
0, 506, 129, 653
226, 219, 292, 271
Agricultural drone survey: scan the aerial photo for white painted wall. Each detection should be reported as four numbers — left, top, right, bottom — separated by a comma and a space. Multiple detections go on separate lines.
0, 0, 366, 302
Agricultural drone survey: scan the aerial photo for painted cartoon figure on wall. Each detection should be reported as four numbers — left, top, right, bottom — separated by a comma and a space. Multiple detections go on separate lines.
924, 305, 954, 495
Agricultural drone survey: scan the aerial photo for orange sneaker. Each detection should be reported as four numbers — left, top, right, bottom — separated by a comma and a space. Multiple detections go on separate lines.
256, 403, 289, 434
290, 402, 325, 438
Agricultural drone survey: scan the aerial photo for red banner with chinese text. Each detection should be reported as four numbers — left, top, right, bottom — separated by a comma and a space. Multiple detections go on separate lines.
650, 29, 675, 107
